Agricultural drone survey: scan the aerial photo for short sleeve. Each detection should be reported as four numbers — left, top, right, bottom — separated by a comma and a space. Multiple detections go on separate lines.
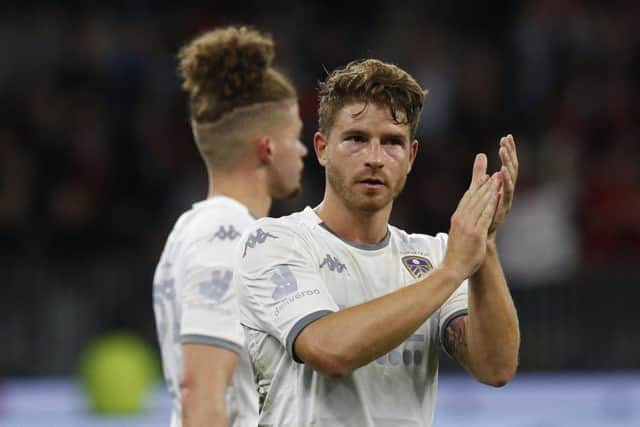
434, 232, 469, 355
234, 221, 339, 362
179, 241, 244, 355
438, 279, 469, 353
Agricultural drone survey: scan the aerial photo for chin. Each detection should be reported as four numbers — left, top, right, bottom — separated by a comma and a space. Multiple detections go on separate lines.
350, 195, 392, 213
280, 185, 301, 200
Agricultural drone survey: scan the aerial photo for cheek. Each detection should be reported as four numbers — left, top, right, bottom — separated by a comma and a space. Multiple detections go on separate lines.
385, 149, 411, 169
383, 146, 405, 159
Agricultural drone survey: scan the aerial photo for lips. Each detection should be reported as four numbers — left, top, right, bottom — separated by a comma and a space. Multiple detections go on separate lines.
358, 177, 385, 186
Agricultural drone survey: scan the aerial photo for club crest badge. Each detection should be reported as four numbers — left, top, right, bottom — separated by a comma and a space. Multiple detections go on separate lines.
402, 255, 433, 279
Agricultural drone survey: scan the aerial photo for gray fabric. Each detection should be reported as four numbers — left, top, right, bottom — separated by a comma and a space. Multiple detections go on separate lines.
319, 223, 391, 250
440, 309, 469, 359
286, 310, 335, 363
181, 334, 243, 355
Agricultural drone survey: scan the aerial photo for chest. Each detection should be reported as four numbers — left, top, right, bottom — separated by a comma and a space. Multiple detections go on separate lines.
312, 238, 437, 311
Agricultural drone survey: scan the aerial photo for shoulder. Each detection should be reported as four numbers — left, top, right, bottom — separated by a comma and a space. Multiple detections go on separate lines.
164, 199, 255, 270
389, 225, 449, 252
236, 208, 318, 264
175, 199, 252, 248
241, 207, 317, 241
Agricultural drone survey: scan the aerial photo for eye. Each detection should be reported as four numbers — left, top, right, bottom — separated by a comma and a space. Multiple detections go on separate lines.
345, 134, 366, 143
384, 138, 404, 146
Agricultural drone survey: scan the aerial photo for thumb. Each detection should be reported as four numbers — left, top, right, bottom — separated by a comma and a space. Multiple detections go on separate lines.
470, 153, 488, 189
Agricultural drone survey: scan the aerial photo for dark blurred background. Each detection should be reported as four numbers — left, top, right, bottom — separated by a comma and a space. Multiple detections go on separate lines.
1, 0, 639, 377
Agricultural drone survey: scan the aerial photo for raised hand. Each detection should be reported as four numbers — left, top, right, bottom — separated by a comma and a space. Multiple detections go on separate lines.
442, 153, 501, 281
488, 134, 519, 241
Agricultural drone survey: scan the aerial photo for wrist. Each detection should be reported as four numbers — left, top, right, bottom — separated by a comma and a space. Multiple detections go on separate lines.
487, 229, 497, 244
486, 237, 497, 253
435, 263, 467, 286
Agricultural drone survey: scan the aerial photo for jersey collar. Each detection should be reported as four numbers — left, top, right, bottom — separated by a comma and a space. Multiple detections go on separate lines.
193, 196, 256, 219
304, 206, 391, 251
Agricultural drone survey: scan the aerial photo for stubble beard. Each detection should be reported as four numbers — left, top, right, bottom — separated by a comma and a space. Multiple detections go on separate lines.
326, 163, 407, 214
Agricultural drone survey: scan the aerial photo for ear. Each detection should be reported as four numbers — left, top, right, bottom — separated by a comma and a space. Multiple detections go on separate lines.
256, 135, 274, 164
314, 131, 329, 167
406, 139, 419, 174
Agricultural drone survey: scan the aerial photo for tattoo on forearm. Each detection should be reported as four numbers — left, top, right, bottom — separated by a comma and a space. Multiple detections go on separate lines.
444, 316, 468, 363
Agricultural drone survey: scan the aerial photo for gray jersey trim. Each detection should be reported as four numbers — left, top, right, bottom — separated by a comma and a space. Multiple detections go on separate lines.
440, 309, 469, 359
181, 334, 243, 355
286, 310, 335, 363
319, 222, 391, 251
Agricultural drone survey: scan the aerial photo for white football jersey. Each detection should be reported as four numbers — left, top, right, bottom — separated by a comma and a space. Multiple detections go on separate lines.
153, 196, 259, 427
234, 207, 468, 427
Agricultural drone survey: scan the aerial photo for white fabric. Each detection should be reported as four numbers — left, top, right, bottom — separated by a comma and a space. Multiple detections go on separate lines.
153, 196, 258, 427
234, 207, 468, 427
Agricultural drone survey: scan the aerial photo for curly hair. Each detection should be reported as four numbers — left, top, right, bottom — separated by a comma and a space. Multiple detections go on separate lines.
178, 26, 295, 124
318, 59, 427, 138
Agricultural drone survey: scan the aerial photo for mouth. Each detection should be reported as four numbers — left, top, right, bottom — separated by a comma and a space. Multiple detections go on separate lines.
357, 178, 385, 188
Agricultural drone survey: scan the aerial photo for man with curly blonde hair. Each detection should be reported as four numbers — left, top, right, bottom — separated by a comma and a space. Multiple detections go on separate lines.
234, 59, 520, 426
152, 26, 307, 427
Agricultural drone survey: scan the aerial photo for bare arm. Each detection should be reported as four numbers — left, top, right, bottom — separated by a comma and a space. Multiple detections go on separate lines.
296, 155, 500, 377
181, 344, 238, 427
443, 245, 520, 387
444, 135, 521, 387
295, 267, 467, 376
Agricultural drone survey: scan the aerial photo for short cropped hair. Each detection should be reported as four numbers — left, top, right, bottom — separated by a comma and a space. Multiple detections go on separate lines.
318, 59, 427, 138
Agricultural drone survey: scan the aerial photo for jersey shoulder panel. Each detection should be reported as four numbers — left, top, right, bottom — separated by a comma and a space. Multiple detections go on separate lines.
238, 207, 318, 249
390, 226, 449, 258
184, 200, 254, 245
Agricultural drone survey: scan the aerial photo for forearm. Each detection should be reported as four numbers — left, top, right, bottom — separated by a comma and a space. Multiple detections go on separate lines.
466, 242, 520, 385
296, 267, 462, 376
182, 386, 227, 427
180, 344, 237, 427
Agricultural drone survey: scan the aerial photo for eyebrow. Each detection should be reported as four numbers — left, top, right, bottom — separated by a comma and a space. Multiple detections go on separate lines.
340, 127, 409, 142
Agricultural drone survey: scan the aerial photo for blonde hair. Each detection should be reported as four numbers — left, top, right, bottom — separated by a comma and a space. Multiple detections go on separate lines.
318, 59, 427, 138
177, 26, 296, 169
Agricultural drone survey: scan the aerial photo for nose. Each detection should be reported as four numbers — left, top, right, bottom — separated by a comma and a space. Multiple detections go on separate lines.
298, 140, 308, 157
365, 140, 383, 169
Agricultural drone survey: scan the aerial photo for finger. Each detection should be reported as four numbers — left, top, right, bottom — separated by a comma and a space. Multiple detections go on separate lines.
500, 165, 514, 207
477, 175, 500, 229
469, 153, 488, 189
499, 138, 518, 188
455, 174, 489, 215
499, 145, 515, 182
506, 134, 519, 178
458, 156, 489, 211
468, 173, 499, 221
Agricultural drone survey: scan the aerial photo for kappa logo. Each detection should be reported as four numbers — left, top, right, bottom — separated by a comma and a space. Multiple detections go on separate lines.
209, 225, 241, 242
319, 254, 347, 273
271, 265, 298, 300
199, 269, 233, 301
242, 228, 278, 257
401, 255, 433, 279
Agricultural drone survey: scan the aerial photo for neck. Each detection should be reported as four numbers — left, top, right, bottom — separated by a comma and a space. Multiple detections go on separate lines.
207, 168, 271, 218
315, 186, 391, 245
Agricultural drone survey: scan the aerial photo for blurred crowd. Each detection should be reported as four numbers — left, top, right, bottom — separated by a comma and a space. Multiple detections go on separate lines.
1, 1, 639, 374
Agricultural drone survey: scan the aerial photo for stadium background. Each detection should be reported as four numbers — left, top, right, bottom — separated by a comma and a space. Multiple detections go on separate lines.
1, 1, 639, 425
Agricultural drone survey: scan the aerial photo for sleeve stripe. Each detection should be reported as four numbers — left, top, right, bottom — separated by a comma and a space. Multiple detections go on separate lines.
440, 309, 469, 358
286, 310, 335, 363
180, 334, 243, 355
